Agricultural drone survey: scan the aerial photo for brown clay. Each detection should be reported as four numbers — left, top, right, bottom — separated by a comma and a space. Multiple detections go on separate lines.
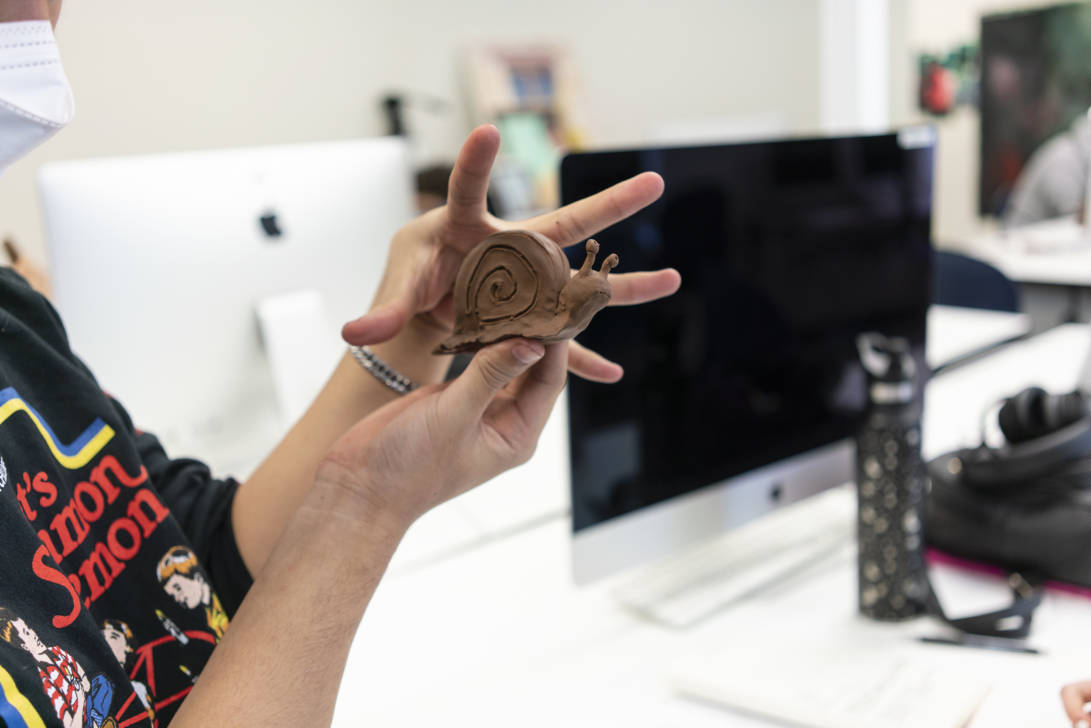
434, 230, 617, 354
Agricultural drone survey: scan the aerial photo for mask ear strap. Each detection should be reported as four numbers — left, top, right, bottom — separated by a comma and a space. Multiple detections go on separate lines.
923, 570, 1044, 640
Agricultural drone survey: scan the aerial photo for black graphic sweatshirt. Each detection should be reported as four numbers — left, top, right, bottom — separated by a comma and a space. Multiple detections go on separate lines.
0, 268, 252, 728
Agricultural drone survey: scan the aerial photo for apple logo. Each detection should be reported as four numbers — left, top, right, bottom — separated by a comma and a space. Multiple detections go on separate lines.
259, 209, 283, 238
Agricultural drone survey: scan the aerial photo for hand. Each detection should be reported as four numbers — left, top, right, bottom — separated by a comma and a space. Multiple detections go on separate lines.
340, 124, 681, 383
317, 337, 567, 528
1062, 680, 1091, 727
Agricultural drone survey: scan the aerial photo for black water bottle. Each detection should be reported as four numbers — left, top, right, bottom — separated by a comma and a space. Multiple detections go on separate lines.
855, 333, 927, 621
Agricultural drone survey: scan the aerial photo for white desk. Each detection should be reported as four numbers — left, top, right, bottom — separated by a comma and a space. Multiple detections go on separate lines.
332, 325, 1091, 726
926, 304, 1030, 370
957, 219, 1091, 328
960, 217, 1091, 287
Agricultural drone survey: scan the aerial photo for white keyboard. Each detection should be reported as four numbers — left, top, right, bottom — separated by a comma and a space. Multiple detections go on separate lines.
673, 646, 991, 728
611, 488, 856, 628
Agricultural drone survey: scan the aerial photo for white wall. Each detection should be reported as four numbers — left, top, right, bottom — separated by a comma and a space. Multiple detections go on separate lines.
893, 0, 1066, 247
819, 0, 891, 133
0, 0, 821, 266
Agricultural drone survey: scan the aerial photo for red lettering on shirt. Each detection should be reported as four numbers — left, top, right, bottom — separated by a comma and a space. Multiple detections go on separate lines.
31, 543, 82, 629
20, 453, 171, 626
32, 471, 57, 506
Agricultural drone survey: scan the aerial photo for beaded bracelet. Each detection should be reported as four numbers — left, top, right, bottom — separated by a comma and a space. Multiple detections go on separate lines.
349, 345, 416, 395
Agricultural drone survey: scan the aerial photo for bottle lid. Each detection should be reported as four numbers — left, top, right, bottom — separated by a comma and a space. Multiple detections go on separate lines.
858, 332, 916, 402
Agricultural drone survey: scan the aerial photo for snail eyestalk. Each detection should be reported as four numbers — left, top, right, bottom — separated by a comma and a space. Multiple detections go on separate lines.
600, 253, 618, 277
578, 239, 600, 275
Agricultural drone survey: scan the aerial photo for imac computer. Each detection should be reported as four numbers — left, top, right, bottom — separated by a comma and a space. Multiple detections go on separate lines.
559, 129, 935, 605
39, 137, 414, 474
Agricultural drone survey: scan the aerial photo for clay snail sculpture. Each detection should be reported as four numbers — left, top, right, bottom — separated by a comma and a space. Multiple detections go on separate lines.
434, 229, 618, 355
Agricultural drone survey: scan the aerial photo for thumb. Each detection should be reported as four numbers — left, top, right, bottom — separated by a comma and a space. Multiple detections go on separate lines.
341, 299, 413, 346
446, 338, 545, 421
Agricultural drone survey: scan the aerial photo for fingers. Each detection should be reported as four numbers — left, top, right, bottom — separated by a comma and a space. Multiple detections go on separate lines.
605, 268, 681, 306
524, 171, 664, 246
446, 338, 545, 423
446, 125, 501, 230
567, 340, 622, 383
562, 268, 680, 381
510, 341, 570, 434
1061, 681, 1091, 724
341, 299, 413, 346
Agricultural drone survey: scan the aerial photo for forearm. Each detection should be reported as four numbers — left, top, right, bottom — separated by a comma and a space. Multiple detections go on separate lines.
0, 0, 49, 23
173, 481, 407, 726
177, 335, 563, 725
233, 317, 449, 574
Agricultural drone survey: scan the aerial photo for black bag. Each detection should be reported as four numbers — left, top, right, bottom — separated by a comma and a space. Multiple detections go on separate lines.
925, 386, 1091, 589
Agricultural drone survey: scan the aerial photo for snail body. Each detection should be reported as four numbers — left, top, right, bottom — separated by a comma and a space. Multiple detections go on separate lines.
434, 230, 618, 355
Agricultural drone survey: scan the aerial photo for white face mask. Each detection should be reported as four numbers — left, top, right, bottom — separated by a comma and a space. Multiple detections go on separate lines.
0, 20, 74, 173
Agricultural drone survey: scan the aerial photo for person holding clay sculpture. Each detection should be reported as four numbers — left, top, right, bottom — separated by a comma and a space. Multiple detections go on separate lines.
0, 2, 682, 726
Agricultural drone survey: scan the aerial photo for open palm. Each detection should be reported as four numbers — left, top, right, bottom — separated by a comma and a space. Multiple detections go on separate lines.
341, 124, 680, 382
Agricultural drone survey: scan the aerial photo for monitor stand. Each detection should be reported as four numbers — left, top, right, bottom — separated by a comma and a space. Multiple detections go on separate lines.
609, 486, 856, 629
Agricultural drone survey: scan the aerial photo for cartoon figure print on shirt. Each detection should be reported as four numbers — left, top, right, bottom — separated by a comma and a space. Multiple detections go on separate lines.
101, 620, 155, 724
1, 383, 234, 724
0, 606, 116, 728
156, 547, 228, 641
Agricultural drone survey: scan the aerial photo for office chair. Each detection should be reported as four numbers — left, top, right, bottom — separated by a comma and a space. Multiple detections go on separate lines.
933, 250, 1020, 312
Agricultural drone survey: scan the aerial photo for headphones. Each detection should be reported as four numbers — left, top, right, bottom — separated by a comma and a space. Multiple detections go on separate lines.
998, 387, 1089, 443
921, 386, 1091, 645
960, 387, 1091, 489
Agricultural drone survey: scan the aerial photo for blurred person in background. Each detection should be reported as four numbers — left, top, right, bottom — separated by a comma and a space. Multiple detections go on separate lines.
415, 163, 453, 213
1005, 110, 1091, 228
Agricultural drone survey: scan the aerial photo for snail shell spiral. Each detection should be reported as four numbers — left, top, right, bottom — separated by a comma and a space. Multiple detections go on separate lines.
436, 230, 570, 354
469, 244, 545, 324
434, 230, 617, 355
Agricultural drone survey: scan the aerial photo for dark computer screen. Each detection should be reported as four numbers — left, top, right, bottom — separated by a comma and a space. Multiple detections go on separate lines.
980, 3, 1091, 216
560, 132, 934, 532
